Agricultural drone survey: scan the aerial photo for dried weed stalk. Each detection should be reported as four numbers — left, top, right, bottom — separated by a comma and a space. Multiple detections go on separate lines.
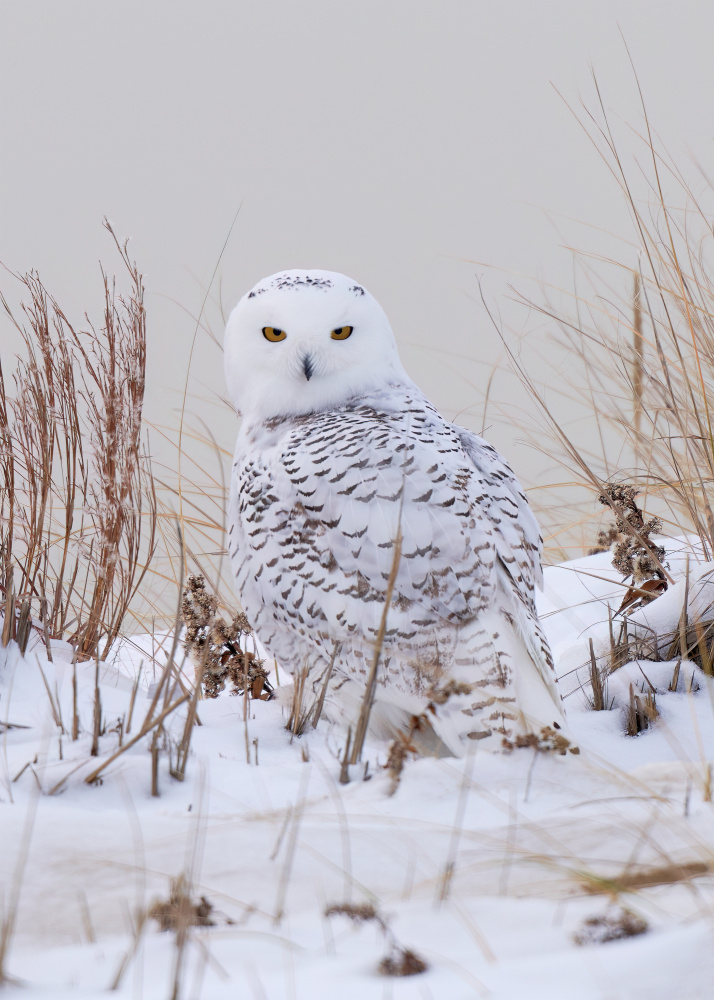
349, 527, 402, 765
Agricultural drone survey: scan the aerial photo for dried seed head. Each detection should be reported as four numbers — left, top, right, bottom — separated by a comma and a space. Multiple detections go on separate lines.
180, 575, 272, 700
593, 484, 667, 586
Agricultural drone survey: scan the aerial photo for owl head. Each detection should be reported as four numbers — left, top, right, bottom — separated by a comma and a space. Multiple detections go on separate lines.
224, 269, 409, 421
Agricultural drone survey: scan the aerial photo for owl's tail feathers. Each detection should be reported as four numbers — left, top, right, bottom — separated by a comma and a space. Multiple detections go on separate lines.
330, 681, 457, 758
424, 599, 567, 757
510, 597, 565, 725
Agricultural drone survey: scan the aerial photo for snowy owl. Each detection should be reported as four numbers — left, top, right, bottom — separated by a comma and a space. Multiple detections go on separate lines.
225, 270, 563, 755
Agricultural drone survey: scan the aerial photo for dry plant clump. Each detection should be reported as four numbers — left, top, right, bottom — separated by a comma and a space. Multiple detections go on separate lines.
181, 574, 273, 700
324, 902, 428, 978
0, 221, 156, 661
325, 902, 381, 924
377, 948, 429, 977
574, 906, 648, 946
502, 724, 579, 755
149, 875, 215, 932
581, 564, 714, 727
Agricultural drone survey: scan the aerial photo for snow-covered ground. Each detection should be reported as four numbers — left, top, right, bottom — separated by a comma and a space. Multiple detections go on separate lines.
2, 545, 714, 999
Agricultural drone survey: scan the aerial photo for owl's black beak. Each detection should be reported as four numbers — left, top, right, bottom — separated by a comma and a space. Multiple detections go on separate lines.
302, 354, 314, 381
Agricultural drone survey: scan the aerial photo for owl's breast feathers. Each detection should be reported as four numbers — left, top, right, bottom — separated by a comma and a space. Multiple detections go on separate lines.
229, 386, 542, 650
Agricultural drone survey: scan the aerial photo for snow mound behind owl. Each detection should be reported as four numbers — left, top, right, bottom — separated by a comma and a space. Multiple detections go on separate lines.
224, 270, 564, 755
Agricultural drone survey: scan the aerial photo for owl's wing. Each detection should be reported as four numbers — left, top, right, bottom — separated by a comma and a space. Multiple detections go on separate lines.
455, 426, 543, 610
455, 425, 559, 703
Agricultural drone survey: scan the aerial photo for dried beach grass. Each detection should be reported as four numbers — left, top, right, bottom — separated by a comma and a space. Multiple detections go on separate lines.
488, 65, 714, 568
578, 860, 709, 896
0, 220, 156, 661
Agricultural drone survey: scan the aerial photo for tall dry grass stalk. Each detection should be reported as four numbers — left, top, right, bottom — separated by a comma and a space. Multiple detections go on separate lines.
631, 270, 644, 446
349, 527, 403, 765
502, 72, 714, 558
0, 221, 156, 660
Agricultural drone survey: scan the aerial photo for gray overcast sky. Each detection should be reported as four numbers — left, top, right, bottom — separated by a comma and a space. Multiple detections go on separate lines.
2, 1, 713, 553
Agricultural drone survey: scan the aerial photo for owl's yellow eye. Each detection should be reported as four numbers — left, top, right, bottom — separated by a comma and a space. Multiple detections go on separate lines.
331, 326, 353, 341
262, 326, 287, 342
